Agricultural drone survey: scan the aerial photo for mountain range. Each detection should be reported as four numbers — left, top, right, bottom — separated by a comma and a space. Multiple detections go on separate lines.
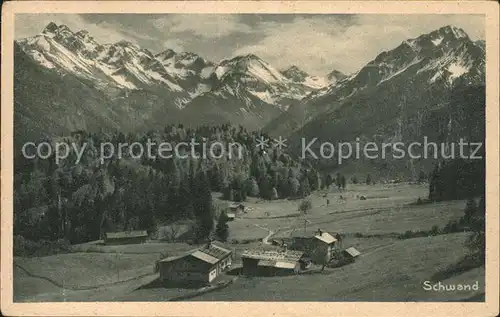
15, 23, 485, 166
15, 22, 338, 137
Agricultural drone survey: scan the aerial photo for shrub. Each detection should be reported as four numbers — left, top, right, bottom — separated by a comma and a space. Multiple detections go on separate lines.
298, 198, 312, 214
399, 230, 414, 239
430, 225, 440, 235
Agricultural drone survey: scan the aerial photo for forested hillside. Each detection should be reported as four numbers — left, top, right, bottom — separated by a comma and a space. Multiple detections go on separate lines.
14, 125, 324, 244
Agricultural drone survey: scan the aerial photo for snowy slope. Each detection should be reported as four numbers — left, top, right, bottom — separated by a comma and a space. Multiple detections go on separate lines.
208, 55, 318, 111
305, 25, 484, 110
16, 23, 214, 108
281, 65, 330, 89
266, 25, 485, 137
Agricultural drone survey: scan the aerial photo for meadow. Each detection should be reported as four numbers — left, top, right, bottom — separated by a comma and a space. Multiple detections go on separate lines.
13, 182, 483, 302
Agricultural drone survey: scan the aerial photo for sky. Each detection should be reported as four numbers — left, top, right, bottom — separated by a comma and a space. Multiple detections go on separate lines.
15, 14, 485, 75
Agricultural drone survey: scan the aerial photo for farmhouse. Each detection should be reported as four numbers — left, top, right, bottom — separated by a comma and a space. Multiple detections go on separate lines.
158, 241, 233, 285
290, 229, 338, 264
241, 247, 305, 276
103, 230, 148, 245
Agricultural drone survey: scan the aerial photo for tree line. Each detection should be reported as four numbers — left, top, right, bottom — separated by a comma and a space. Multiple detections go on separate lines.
14, 124, 327, 244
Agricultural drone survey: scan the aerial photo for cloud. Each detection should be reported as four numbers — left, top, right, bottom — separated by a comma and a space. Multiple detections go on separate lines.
234, 14, 485, 75
14, 14, 147, 45
162, 39, 185, 52
15, 14, 485, 76
152, 15, 252, 38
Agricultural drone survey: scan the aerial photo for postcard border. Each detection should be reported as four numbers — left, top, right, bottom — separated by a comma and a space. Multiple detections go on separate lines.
2, 1, 499, 316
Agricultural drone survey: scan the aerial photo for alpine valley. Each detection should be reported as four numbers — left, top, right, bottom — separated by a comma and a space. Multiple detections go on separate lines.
12, 17, 488, 304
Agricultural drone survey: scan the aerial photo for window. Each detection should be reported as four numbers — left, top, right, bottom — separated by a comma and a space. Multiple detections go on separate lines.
209, 269, 217, 282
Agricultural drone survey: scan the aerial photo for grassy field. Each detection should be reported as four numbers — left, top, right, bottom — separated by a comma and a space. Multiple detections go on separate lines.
190, 233, 484, 301
224, 183, 465, 241
15, 253, 158, 289
13, 183, 483, 302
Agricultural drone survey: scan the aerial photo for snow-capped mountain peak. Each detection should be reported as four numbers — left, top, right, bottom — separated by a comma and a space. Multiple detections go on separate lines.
326, 69, 347, 84
214, 54, 288, 84
281, 65, 310, 82
298, 25, 484, 118
281, 65, 329, 89
17, 23, 329, 115
207, 54, 327, 110
16, 23, 221, 108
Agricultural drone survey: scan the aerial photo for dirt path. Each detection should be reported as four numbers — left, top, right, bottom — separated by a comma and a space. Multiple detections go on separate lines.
361, 242, 397, 256
253, 224, 276, 245
254, 224, 297, 245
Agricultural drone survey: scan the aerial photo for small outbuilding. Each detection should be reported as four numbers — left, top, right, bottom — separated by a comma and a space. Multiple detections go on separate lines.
229, 203, 245, 214
103, 230, 148, 245
343, 247, 361, 261
158, 241, 233, 285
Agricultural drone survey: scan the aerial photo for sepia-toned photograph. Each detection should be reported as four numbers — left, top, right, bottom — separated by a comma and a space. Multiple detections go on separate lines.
1, 1, 499, 316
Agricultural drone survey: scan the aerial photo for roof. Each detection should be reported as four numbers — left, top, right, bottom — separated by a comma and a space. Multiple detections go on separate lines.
159, 242, 232, 265
242, 249, 304, 262
105, 230, 148, 239
257, 260, 275, 267
344, 247, 361, 258
229, 203, 244, 209
191, 250, 220, 264
226, 213, 236, 218
314, 232, 337, 244
159, 255, 185, 263
257, 260, 296, 269
257, 260, 297, 269
200, 242, 232, 259
275, 261, 297, 269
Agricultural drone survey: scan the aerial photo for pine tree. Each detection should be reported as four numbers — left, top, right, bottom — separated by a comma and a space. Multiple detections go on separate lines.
418, 170, 427, 183
245, 178, 260, 197
259, 176, 273, 200
463, 198, 478, 224
299, 177, 311, 198
288, 177, 300, 198
351, 175, 358, 184
366, 174, 372, 185
466, 195, 485, 264
215, 212, 229, 242
222, 185, 233, 201
429, 163, 441, 201
326, 174, 333, 189
192, 172, 214, 243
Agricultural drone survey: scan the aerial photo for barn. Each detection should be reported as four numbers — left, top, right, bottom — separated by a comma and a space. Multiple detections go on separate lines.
103, 230, 148, 245
241, 247, 305, 276
158, 241, 232, 285
290, 229, 338, 264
